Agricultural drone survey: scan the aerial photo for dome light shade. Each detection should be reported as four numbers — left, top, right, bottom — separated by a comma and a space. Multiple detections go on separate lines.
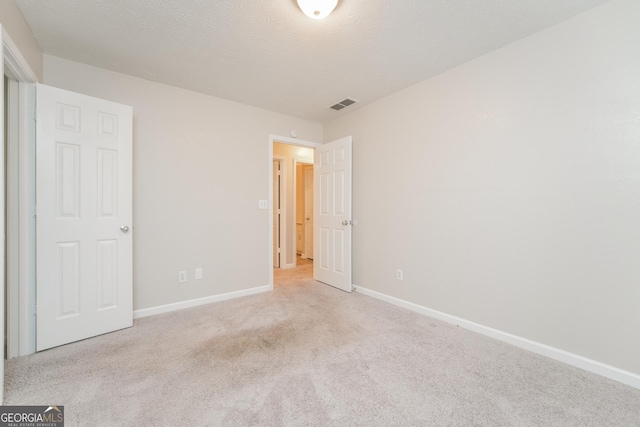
297, 0, 339, 19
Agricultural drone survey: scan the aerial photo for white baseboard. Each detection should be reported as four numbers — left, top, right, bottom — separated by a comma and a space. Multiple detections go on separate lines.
133, 285, 271, 319
354, 285, 640, 390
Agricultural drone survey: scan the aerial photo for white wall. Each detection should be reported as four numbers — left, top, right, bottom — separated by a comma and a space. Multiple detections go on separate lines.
273, 142, 314, 267
0, 0, 42, 80
44, 55, 322, 310
325, 0, 640, 376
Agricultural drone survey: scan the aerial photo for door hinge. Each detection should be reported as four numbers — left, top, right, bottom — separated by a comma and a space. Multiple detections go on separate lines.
34, 205, 37, 218
33, 302, 37, 316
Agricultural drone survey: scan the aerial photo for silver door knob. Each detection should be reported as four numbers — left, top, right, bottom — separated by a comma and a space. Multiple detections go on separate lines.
342, 220, 349, 226
120, 225, 130, 233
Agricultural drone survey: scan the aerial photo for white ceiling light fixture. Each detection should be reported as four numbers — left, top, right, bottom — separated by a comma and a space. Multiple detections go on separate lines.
297, 0, 339, 19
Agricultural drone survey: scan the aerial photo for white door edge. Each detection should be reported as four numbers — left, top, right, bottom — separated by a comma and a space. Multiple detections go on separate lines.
273, 157, 285, 268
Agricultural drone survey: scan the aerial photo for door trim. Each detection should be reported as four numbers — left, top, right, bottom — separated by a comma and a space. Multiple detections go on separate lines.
1, 24, 38, 404
6, 77, 20, 359
2, 28, 38, 83
267, 135, 320, 288
2, 27, 38, 363
272, 156, 285, 268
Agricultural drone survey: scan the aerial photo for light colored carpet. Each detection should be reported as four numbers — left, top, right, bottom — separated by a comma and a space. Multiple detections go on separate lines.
5, 259, 640, 426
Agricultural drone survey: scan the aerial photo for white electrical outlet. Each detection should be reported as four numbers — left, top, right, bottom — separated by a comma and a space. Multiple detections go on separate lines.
396, 269, 404, 280
178, 271, 187, 283
195, 268, 203, 280
258, 200, 268, 209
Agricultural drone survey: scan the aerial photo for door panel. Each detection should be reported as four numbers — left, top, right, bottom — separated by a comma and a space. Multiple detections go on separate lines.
36, 84, 133, 351
97, 239, 118, 309
334, 229, 345, 273
314, 136, 352, 292
57, 242, 80, 317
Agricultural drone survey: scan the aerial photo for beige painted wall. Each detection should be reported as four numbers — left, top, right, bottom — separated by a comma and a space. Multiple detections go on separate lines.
325, 0, 640, 375
0, 0, 42, 80
44, 55, 322, 310
273, 142, 314, 267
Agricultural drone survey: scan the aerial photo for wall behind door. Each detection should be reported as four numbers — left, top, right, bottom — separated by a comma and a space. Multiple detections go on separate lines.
325, 0, 640, 376
43, 55, 323, 310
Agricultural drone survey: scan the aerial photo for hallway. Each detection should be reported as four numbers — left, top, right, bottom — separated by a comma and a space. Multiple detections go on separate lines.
274, 256, 312, 286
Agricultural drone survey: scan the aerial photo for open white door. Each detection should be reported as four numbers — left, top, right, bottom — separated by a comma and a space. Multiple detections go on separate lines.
36, 84, 133, 351
314, 136, 352, 292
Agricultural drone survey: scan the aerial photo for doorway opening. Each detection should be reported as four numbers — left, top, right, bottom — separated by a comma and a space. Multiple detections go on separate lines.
268, 135, 320, 288
272, 142, 314, 271
269, 135, 354, 291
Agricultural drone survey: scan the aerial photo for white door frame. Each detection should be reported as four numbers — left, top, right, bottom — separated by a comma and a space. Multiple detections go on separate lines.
272, 156, 285, 268
3, 29, 38, 359
2, 25, 38, 403
267, 135, 320, 288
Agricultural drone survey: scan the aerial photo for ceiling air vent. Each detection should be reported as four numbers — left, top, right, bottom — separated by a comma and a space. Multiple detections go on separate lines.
329, 98, 358, 111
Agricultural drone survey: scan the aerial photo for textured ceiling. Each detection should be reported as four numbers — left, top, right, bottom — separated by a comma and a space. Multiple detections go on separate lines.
15, 0, 609, 123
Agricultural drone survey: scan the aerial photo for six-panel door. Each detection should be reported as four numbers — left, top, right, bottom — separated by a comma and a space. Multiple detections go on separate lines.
36, 84, 133, 351
314, 136, 352, 292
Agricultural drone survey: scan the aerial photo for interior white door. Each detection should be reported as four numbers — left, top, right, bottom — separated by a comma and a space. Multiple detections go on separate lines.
304, 166, 314, 260
314, 136, 352, 292
36, 84, 133, 351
